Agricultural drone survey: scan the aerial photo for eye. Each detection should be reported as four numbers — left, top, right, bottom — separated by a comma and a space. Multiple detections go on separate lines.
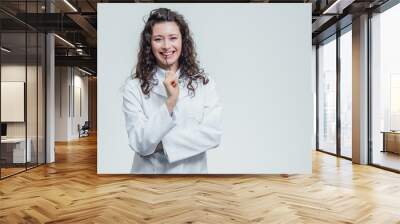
153, 38, 162, 42
170, 37, 177, 40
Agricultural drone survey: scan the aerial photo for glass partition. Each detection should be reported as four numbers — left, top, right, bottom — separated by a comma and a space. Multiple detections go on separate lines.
27, 31, 38, 169
0, 1, 46, 179
38, 32, 45, 165
1, 31, 28, 177
339, 28, 352, 158
371, 4, 400, 171
317, 36, 337, 155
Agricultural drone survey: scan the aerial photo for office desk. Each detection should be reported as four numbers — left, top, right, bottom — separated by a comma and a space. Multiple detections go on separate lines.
1, 138, 31, 163
381, 131, 400, 154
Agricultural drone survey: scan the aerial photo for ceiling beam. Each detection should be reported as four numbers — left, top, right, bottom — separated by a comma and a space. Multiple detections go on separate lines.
323, 0, 355, 14
55, 55, 96, 69
67, 13, 97, 46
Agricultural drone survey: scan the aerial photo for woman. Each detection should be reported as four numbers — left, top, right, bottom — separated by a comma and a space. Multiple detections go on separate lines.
123, 8, 222, 174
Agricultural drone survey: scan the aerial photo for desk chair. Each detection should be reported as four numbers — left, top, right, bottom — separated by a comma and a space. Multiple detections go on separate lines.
78, 121, 90, 138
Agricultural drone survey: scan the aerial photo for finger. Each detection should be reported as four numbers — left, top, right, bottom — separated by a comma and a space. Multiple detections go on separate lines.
164, 56, 170, 71
165, 71, 172, 81
166, 71, 177, 81
165, 72, 172, 81
170, 73, 176, 81
163, 56, 171, 79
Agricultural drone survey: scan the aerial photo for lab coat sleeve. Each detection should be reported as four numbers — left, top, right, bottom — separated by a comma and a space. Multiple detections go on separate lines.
123, 80, 177, 156
162, 78, 222, 163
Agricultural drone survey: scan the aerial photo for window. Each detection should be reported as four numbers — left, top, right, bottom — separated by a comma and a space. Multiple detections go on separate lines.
318, 36, 337, 154
371, 3, 400, 171
339, 29, 352, 158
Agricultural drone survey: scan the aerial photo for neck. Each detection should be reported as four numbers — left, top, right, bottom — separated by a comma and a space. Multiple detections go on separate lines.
159, 62, 179, 74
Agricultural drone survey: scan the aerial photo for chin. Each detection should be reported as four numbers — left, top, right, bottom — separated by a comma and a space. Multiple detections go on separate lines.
158, 58, 179, 68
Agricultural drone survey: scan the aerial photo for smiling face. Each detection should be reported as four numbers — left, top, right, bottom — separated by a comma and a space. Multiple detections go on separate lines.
151, 22, 182, 71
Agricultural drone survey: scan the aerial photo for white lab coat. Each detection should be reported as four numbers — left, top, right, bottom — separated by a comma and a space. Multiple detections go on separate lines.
122, 67, 222, 174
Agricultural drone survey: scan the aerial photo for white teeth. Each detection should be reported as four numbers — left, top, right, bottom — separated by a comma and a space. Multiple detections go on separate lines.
162, 52, 174, 56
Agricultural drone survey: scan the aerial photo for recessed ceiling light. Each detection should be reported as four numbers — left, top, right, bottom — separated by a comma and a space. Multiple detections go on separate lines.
63, 0, 78, 12
78, 67, 93, 76
54, 34, 75, 48
322, 0, 354, 15
1, 47, 11, 53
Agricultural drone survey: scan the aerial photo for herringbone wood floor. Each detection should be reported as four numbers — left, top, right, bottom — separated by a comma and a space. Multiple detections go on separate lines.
1, 134, 400, 224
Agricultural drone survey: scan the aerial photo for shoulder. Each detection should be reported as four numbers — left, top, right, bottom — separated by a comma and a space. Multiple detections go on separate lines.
198, 75, 219, 101
123, 77, 142, 96
125, 77, 141, 88
192, 75, 217, 98
201, 75, 217, 90
187, 73, 215, 87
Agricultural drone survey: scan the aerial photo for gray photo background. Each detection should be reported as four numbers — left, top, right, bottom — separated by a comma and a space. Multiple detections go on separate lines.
97, 3, 313, 174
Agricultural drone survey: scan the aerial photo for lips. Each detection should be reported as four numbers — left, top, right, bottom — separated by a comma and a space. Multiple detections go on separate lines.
160, 51, 175, 58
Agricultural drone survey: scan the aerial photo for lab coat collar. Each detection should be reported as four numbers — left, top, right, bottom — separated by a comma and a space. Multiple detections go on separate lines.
152, 66, 187, 98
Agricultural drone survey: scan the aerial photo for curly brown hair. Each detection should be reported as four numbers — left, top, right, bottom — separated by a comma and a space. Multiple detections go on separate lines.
133, 8, 208, 96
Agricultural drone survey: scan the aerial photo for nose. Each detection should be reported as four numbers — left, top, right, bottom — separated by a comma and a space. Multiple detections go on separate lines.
162, 39, 172, 50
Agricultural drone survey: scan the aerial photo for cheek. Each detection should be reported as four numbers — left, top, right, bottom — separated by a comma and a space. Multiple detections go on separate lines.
175, 41, 182, 54
151, 42, 161, 54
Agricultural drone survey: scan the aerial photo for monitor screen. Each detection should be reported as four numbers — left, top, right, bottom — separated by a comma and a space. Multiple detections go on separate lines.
1, 123, 7, 137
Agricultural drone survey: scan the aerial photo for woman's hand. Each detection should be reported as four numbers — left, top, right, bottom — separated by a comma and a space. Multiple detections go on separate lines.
163, 70, 179, 114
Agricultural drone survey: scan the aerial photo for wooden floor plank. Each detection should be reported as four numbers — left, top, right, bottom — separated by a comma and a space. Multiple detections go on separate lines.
0, 134, 400, 223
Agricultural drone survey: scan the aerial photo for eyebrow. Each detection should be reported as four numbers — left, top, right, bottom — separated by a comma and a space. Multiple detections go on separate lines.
152, 34, 179, 38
